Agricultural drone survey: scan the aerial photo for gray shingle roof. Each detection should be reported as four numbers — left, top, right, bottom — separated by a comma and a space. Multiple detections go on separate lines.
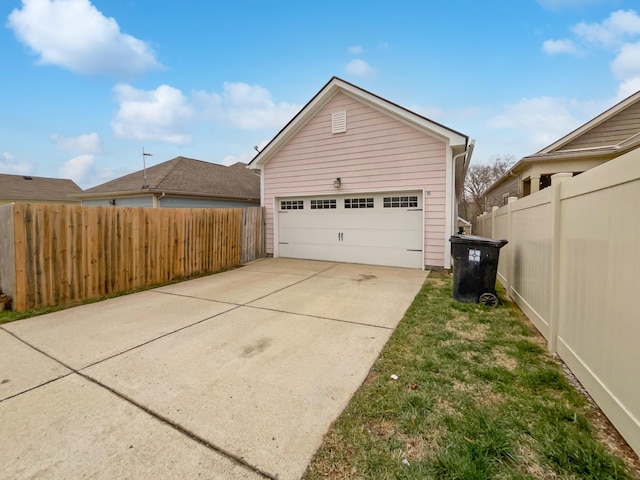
82, 157, 259, 200
0, 173, 82, 202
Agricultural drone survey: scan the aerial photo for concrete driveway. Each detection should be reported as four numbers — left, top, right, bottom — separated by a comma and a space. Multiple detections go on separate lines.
0, 258, 427, 480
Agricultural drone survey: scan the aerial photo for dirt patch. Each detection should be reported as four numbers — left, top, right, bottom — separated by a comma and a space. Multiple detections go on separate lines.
516, 442, 557, 479
446, 315, 488, 342
365, 419, 396, 440
492, 347, 518, 371
402, 434, 440, 462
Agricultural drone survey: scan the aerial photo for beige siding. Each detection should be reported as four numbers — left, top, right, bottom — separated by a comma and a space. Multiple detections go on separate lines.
561, 100, 640, 150
476, 150, 640, 457
485, 176, 519, 208
263, 92, 447, 267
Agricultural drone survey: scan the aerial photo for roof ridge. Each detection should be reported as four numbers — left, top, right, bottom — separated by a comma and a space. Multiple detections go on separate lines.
153, 156, 188, 188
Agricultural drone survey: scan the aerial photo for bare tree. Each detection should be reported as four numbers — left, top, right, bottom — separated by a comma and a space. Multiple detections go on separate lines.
459, 155, 515, 225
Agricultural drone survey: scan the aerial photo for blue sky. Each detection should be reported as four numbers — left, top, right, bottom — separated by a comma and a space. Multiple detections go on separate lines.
2, 0, 640, 188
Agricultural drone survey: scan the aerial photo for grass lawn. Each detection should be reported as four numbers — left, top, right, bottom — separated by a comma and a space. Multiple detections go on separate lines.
304, 272, 640, 480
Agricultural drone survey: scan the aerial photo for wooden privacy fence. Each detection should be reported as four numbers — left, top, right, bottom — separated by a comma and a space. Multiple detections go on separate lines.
0, 204, 265, 311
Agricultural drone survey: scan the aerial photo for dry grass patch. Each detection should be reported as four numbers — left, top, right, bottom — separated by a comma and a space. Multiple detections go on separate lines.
492, 347, 518, 371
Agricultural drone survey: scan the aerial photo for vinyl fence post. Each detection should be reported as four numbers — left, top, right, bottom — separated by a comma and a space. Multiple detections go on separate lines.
506, 197, 518, 300
491, 206, 499, 239
548, 173, 571, 353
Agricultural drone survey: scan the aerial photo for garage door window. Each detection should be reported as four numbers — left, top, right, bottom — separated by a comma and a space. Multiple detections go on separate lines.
280, 200, 304, 210
310, 199, 336, 209
344, 198, 374, 209
383, 196, 418, 208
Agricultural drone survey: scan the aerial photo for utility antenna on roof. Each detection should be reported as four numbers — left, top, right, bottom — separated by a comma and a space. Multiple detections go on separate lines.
142, 147, 153, 189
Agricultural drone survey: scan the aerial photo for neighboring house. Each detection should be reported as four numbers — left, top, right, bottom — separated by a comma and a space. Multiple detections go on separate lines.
457, 217, 472, 234
76, 156, 260, 208
0, 173, 82, 205
249, 77, 473, 270
485, 89, 640, 208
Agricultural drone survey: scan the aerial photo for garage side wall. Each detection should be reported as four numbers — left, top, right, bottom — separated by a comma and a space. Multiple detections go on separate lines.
263, 92, 447, 268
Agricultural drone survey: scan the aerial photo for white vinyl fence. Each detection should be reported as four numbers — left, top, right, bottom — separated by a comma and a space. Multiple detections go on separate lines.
477, 149, 640, 457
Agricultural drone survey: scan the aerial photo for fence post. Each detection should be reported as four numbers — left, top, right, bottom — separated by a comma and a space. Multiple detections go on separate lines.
0, 204, 17, 305
548, 173, 572, 353
506, 197, 518, 300
491, 206, 499, 239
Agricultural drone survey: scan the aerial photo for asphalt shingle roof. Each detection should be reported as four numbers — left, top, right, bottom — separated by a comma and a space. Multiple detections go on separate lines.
82, 157, 259, 200
0, 173, 82, 202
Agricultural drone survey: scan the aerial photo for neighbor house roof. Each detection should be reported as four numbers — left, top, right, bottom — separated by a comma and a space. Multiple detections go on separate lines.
0, 173, 82, 202
78, 157, 260, 201
249, 76, 469, 169
485, 89, 640, 196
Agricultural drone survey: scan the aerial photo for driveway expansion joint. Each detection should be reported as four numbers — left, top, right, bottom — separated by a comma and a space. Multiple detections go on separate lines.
243, 304, 394, 331
2, 325, 277, 479
78, 371, 279, 480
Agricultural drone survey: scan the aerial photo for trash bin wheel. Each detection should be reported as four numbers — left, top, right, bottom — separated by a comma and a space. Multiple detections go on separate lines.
479, 292, 498, 306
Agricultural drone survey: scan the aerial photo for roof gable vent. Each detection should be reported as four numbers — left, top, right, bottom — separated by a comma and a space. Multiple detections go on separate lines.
332, 111, 347, 134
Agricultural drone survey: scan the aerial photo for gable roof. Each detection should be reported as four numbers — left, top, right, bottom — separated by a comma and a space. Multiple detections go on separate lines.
484, 89, 640, 197
249, 76, 468, 169
525, 91, 640, 158
79, 157, 259, 200
0, 173, 82, 202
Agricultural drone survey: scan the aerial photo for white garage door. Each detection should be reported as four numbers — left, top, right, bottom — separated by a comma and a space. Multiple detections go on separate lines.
277, 192, 423, 269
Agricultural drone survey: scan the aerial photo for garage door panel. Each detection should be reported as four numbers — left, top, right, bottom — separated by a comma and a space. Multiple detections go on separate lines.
277, 192, 423, 269
279, 226, 339, 245
282, 212, 421, 231
341, 228, 422, 250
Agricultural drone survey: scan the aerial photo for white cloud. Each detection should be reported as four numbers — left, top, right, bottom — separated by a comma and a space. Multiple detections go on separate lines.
51, 132, 101, 153
0, 152, 34, 175
542, 38, 579, 55
345, 59, 374, 77
58, 154, 94, 185
616, 76, 640, 100
348, 45, 364, 54
611, 41, 640, 79
194, 81, 300, 130
489, 97, 585, 151
7, 0, 161, 77
542, 10, 640, 98
112, 83, 195, 144
572, 9, 640, 47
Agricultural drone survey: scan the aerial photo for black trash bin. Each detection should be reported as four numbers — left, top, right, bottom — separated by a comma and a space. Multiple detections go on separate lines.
449, 234, 508, 306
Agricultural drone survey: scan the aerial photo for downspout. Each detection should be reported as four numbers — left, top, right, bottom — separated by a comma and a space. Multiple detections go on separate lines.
153, 192, 166, 208
447, 139, 475, 267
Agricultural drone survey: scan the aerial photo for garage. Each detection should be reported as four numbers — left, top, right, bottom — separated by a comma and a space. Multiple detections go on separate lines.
249, 77, 472, 270
277, 191, 424, 269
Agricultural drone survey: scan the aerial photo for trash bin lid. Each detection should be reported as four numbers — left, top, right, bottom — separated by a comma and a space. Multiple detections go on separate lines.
449, 234, 508, 248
